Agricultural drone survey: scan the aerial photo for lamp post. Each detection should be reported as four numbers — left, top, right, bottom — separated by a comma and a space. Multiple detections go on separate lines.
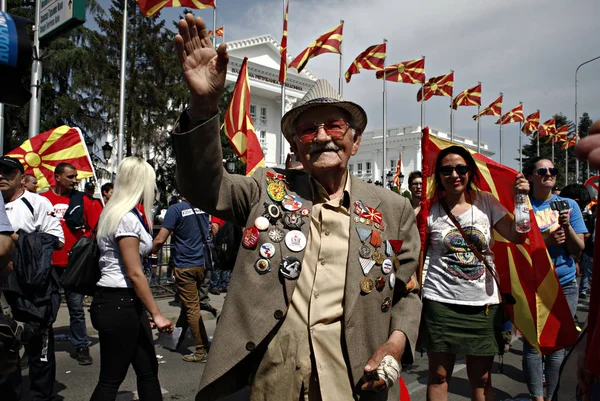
386, 171, 394, 189
226, 156, 236, 174
102, 141, 113, 162
85, 136, 94, 158
575, 55, 600, 181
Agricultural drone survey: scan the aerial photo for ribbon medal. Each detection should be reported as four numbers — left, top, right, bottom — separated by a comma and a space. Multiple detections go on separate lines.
356, 228, 373, 259
267, 181, 286, 202
359, 257, 376, 275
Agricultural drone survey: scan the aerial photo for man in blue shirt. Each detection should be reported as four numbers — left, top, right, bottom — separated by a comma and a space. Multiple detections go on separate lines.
152, 198, 212, 363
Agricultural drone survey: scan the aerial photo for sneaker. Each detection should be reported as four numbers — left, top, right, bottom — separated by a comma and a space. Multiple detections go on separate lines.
182, 350, 208, 363
76, 347, 93, 365
208, 288, 221, 295
201, 304, 218, 318
579, 293, 587, 300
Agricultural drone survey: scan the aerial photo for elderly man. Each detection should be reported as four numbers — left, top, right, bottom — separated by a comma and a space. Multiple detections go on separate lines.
172, 14, 421, 401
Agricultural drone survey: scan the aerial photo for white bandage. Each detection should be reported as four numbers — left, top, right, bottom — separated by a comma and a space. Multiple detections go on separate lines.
376, 355, 401, 388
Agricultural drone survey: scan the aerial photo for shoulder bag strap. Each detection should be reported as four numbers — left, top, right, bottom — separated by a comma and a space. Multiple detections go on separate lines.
183, 201, 213, 269
439, 199, 515, 305
184, 201, 210, 243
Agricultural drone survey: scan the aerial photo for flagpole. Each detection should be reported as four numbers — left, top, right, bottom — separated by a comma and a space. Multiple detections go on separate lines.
212, 1, 217, 48
116, 0, 128, 165
499, 123, 503, 164
280, 0, 287, 166
518, 101, 523, 171
476, 105, 481, 154
552, 137, 555, 164
27, 0, 42, 138
338, 19, 344, 96
565, 137, 568, 185
537, 132, 540, 157
450, 96, 454, 142
382, 38, 387, 187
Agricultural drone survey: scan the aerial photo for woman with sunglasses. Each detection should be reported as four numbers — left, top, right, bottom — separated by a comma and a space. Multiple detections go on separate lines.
522, 157, 587, 401
421, 146, 529, 401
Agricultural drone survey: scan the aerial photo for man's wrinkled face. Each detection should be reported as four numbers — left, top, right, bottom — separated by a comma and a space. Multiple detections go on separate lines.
0, 166, 22, 195
290, 106, 361, 175
55, 167, 78, 191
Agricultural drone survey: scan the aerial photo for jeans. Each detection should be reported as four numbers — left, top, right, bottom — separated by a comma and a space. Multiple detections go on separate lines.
174, 267, 209, 351
90, 287, 162, 401
579, 253, 593, 294
523, 279, 579, 399
210, 268, 231, 291
55, 266, 90, 349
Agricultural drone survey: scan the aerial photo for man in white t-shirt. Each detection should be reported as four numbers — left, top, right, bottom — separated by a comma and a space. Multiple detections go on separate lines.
0, 156, 64, 401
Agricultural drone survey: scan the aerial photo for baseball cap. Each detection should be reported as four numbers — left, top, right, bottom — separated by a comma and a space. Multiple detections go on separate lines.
0, 156, 24, 174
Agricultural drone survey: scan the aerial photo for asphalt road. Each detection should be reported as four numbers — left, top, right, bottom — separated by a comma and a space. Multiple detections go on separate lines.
18, 290, 590, 401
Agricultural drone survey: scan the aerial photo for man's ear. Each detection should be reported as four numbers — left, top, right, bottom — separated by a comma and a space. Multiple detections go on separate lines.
351, 130, 362, 156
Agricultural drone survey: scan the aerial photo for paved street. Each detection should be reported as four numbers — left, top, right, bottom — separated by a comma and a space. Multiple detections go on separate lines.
18, 289, 590, 401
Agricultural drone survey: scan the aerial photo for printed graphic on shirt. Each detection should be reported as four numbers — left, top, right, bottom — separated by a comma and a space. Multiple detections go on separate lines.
51, 203, 69, 220
533, 207, 561, 234
181, 208, 203, 217
443, 226, 486, 280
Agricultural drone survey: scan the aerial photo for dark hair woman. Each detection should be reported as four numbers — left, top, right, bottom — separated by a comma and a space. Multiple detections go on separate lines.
421, 146, 529, 400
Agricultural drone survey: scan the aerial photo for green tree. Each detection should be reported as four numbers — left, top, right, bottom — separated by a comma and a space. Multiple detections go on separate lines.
576, 112, 594, 180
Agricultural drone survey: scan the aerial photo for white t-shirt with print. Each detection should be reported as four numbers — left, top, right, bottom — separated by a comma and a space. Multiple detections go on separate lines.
97, 211, 153, 288
422, 191, 508, 306
5, 190, 65, 242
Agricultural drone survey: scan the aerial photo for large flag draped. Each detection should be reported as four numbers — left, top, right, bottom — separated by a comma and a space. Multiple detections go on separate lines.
522, 110, 541, 136
344, 43, 386, 83
137, 0, 214, 17
496, 104, 524, 125
417, 72, 454, 102
223, 57, 266, 176
288, 22, 343, 73
452, 83, 482, 109
419, 127, 579, 353
278, 0, 289, 83
473, 94, 503, 120
538, 118, 557, 138
376, 58, 425, 84
6, 126, 94, 190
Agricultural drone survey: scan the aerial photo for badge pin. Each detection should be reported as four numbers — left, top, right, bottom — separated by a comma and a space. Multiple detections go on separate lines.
359, 244, 373, 259
282, 194, 303, 212
373, 248, 384, 265
381, 297, 392, 313
375, 276, 386, 291
283, 212, 304, 230
359, 257, 376, 275
360, 276, 375, 294
254, 258, 271, 274
300, 208, 310, 217
260, 243, 276, 259
254, 216, 270, 231
280, 256, 302, 280
385, 240, 393, 257
267, 181, 286, 202
353, 216, 360, 223
267, 204, 281, 220
242, 227, 260, 249
268, 227, 285, 243
285, 230, 307, 252
381, 258, 393, 275
389, 272, 396, 289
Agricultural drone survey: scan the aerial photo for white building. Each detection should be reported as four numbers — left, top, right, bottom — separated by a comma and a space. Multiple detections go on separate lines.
351, 125, 494, 191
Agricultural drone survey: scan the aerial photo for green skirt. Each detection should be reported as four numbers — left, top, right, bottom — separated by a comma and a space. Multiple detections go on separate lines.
419, 298, 504, 356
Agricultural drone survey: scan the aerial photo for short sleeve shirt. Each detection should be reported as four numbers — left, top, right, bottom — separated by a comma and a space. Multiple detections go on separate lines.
530, 195, 587, 285
97, 211, 153, 288
5, 191, 64, 242
423, 191, 508, 306
162, 202, 209, 268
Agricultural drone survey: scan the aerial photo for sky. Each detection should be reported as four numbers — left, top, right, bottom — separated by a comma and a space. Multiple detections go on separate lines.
95, 0, 600, 171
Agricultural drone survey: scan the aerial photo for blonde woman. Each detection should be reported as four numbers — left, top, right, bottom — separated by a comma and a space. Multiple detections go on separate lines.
90, 157, 173, 401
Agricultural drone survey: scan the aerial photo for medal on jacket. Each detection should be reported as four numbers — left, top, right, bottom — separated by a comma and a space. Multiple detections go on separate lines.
359, 257, 376, 275
280, 256, 302, 280
384, 240, 393, 257
283, 212, 304, 230
264, 203, 281, 224
360, 277, 374, 294
267, 181, 286, 202
356, 228, 372, 259
373, 249, 384, 265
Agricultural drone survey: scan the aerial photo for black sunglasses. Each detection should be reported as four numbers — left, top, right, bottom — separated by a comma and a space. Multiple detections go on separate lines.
66, 174, 77, 179
536, 167, 559, 177
439, 164, 470, 176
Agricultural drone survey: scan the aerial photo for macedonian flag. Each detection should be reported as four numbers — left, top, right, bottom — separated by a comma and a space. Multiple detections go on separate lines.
452, 83, 482, 110
279, 0, 289, 84
136, 0, 214, 17
344, 43, 386, 83
551, 124, 569, 144
288, 22, 343, 73
376, 58, 425, 84
392, 152, 402, 188
473, 94, 503, 120
416, 72, 454, 102
223, 57, 266, 176
496, 104, 524, 125
419, 127, 579, 353
537, 118, 557, 138
522, 110, 541, 136
6, 126, 94, 190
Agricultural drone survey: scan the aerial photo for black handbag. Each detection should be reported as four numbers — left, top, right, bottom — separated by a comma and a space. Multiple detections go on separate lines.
61, 226, 100, 296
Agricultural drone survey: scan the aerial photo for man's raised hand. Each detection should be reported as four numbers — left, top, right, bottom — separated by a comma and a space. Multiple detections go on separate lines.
174, 13, 228, 118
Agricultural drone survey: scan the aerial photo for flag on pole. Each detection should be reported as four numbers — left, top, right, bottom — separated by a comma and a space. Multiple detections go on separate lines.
552, 124, 569, 143
207, 27, 224, 37
6, 126, 95, 190
223, 57, 266, 176
522, 110, 540, 136
538, 118, 557, 138
278, 0, 289, 83
452, 83, 482, 109
416, 72, 454, 102
392, 153, 402, 187
473, 94, 503, 120
420, 127, 579, 354
137, 0, 214, 17
376, 58, 425, 84
561, 136, 577, 150
344, 43, 386, 83
288, 22, 344, 73
496, 104, 524, 125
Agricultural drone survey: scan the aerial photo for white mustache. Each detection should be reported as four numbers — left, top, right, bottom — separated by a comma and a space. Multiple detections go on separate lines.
309, 143, 341, 154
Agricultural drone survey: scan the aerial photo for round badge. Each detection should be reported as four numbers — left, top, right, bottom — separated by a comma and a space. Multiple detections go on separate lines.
360, 277, 375, 294
389, 272, 396, 289
375, 276, 386, 292
381, 259, 393, 275
254, 216, 270, 231
381, 297, 392, 313
254, 258, 271, 274
285, 230, 307, 252
359, 244, 373, 259
282, 194, 302, 211
373, 249, 384, 266
300, 208, 310, 216
267, 181, 286, 202
242, 227, 260, 249
279, 256, 302, 280
353, 216, 360, 223
260, 243, 276, 259
267, 204, 281, 220
268, 227, 284, 243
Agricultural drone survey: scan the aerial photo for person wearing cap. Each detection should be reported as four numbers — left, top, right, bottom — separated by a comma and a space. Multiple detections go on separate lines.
171, 14, 421, 401
84, 182, 104, 212
0, 156, 64, 401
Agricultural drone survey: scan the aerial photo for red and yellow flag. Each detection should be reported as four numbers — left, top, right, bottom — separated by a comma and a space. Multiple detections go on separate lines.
561, 137, 577, 150
344, 43, 386, 83
416, 72, 454, 102
392, 152, 402, 187
288, 22, 343, 73
538, 118, 557, 138
136, 0, 214, 17
6, 126, 94, 190
473, 94, 503, 120
376, 58, 425, 84
522, 110, 541, 136
496, 104, 524, 125
419, 127, 579, 354
452, 83, 482, 110
278, 0, 289, 83
223, 57, 266, 176
207, 27, 224, 37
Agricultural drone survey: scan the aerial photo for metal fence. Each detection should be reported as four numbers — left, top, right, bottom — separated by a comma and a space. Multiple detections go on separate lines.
147, 243, 176, 298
